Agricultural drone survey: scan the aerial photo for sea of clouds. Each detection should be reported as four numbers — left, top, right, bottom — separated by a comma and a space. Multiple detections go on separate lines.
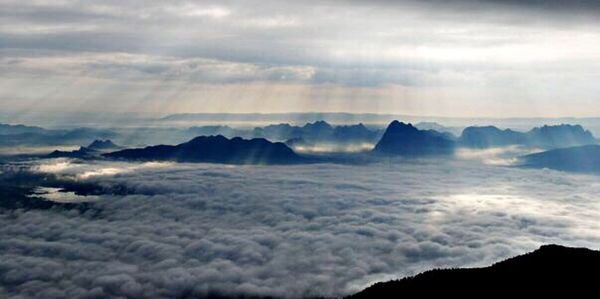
2, 158, 600, 298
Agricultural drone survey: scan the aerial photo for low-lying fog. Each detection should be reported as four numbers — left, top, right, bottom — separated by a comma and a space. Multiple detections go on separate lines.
289, 142, 376, 154
1, 156, 599, 298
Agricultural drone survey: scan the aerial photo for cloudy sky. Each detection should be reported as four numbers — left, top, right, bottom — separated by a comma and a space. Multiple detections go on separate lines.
2, 0, 600, 117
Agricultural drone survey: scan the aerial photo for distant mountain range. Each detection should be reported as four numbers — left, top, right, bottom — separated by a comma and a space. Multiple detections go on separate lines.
86, 139, 119, 151
47, 140, 121, 159
413, 122, 462, 136
6, 119, 600, 161
103, 135, 304, 164
253, 121, 382, 145
459, 124, 597, 149
372, 121, 456, 156
157, 113, 600, 132
0, 123, 116, 147
0, 123, 46, 135
349, 244, 600, 298
371, 121, 599, 157
519, 145, 600, 173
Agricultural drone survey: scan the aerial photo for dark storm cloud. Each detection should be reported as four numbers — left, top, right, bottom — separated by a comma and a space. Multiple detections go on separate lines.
1, 158, 600, 298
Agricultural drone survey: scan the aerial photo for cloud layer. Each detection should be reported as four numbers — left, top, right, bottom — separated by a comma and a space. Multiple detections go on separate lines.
2, 159, 600, 298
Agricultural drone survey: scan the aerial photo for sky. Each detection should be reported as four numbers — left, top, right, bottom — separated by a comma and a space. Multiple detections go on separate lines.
2, 0, 600, 117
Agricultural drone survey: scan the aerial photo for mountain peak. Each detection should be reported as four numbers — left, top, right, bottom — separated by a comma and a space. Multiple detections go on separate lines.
303, 120, 333, 130
372, 120, 455, 156
87, 139, 118, 150
104, 135, 303, 164
388, 120, 416, 131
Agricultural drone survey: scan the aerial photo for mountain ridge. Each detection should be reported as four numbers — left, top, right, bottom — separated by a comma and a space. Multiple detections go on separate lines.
519, 144, 600, 173
372, 121, 456, 156
103, 135, 304, 164
459, 124, 597, 148
349, 244, 600, 298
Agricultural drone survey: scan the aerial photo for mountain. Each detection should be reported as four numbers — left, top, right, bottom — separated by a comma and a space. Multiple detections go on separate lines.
47, 147, 98, 159
46, 140, 121, 159
459, 126, 525, 148
372, 121, 455, 156
301, 120, 335, 140
86, 139, 119, 151
186, 125, 245, 138
253, 123, 302, 141
349, 244, 600, 298
0, 123, 46, 135
103, 135, 304, 164
252, 121, 380, 144
527, 124, 596, 148
519, 145, 600, 173
0, 125, 116, 147
333, 123, 381, 143
459, 124, 598, 149
414, 122, 461, 136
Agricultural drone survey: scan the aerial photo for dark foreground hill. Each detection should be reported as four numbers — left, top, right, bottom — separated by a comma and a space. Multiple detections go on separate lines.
519, 144, 600, 173
372, 121, 455, 156
348, 244, 600, 298
104, 135, 304, 164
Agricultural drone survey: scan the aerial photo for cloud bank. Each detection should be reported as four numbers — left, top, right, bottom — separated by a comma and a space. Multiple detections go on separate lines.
2, 159, 600, 298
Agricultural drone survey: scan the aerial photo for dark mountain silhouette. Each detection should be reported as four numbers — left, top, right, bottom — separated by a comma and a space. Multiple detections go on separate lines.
423, 129, 457, 142
372, 121, 455, 156
46, 140, 121, 159
253, 123, 303, 141
301, 120, 335, 140
186, 125, 246, 138
0, 121, 382, 151
333, 123, 380, 142
0, 123, 46, 135
59, 128, 115, 141
519, 144, 600, 173
459, 124, 597, 149
47, 147, 98, 159
349, 244, 600, 298
252, 121, 381, 145
414, 122, 461, 136
0, 124, 116, 147
87, 139, 119, 150
459, 126, 525, 148
103, 135, 304, 164
303, 120, 334, 131
527, 124, 596, 148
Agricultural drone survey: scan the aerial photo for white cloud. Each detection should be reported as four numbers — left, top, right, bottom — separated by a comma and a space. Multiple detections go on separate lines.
455, 146, 542, 166
2, 159, 600, 297
32, 159, 175, 179
167, 4, 231, 19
